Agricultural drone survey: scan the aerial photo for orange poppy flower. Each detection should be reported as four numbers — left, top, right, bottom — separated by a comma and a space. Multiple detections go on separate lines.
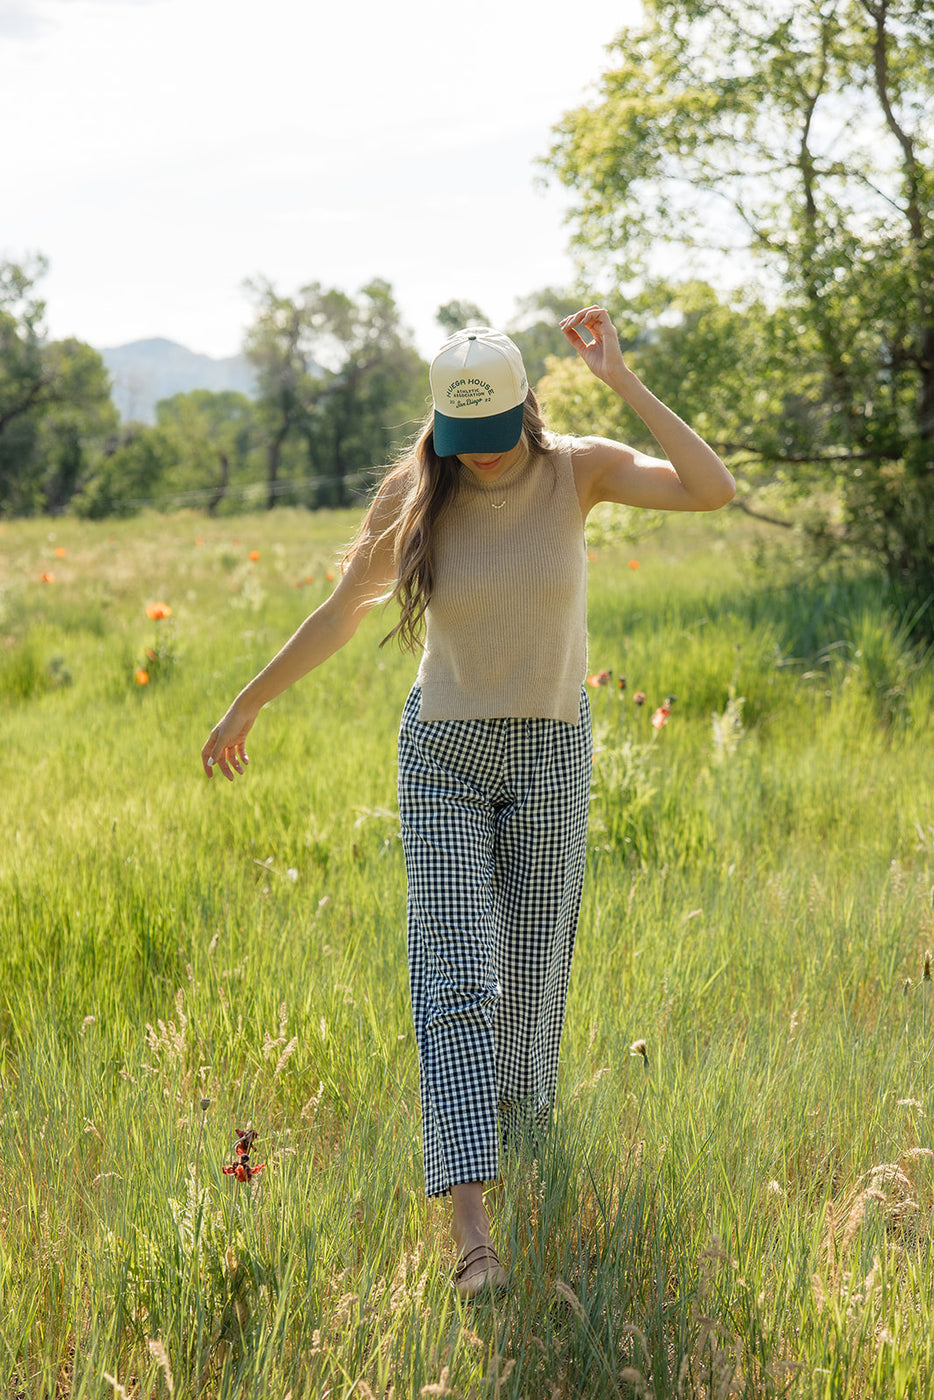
145, 603, 172, 620
651, 705, 671, 730
249, 550, 260, 562
326, 570, 335, 582
135, 668, 150, 686
587, 670, 611, 688
628, 560, 640, 570
194, 536, 205, 545
305, 575, 314, 584
55, 546, 67, 558
40, 572, 55, 583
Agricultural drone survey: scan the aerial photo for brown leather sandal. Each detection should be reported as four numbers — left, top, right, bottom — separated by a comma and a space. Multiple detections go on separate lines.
452, 1244, 508, 1300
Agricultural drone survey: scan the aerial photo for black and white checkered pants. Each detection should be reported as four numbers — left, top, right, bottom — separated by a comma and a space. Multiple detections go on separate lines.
398, 685, 592, 1197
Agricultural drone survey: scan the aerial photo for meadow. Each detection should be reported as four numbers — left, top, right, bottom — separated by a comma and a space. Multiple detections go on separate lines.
1, 506, 933, 1399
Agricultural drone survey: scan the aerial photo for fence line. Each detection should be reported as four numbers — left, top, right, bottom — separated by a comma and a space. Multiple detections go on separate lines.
123, 471, 378, 511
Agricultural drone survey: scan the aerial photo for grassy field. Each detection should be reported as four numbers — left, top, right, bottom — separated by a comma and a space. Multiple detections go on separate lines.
1, 506, 933, 1399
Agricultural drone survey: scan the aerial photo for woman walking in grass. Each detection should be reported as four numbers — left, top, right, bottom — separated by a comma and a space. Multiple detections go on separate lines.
202, 306, 735, 1298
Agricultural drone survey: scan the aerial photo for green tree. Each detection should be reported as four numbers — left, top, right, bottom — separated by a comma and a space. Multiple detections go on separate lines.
0, 259, 47, 513
547, 0, 934, 609
154, 390, 261, 513
506, 287, 582, 387
75, 392, 264, 518
245, 278, 425, 510
38, 340, 118, 513
436, 300, 489, 335
309, 280, 425, 508
73, 425, 176, 520
0, 257, 117, 515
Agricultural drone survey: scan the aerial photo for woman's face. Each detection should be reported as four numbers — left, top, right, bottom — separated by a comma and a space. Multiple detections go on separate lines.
456, 441, 523, 483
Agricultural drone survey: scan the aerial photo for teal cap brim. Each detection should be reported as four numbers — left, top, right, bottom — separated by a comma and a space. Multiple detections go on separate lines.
432, 403, 524, 458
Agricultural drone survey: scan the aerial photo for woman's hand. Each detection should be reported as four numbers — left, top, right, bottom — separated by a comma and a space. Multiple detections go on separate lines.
202, 702, 258, 781
559, 306, 629, 385
560, 304, 736, 515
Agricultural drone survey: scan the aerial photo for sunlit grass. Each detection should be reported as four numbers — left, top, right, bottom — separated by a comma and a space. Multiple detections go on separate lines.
2, 509, 933, 1397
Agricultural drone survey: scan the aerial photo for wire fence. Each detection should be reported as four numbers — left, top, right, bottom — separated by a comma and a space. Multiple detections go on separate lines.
123, 470, 378, 512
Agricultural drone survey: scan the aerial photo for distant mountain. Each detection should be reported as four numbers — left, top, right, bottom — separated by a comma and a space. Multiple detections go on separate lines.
100, 337, 256, 424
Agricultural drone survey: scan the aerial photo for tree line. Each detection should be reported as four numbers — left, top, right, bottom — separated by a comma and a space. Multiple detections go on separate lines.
2, 0, 931, 613
0, 264, 577, 520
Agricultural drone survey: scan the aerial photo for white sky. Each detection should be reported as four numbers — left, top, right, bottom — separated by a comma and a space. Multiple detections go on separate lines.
1, 0, 642, 360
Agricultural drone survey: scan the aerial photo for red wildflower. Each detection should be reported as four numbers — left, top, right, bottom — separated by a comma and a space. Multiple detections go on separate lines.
587, 670, 612, 688
628, 560, 640, 570
55, 546, 67, 558
222, 1128, 264, 1183
40, 572, 55, 583
145, 602, 172, 620
135, 668, 150, 686
222, 1160, 265, 1183
633, 691, 646, 706
249, 550, 260, 562
617, 675, 627, 691
233, 1128, 258, 1157
651, 705, 671, 730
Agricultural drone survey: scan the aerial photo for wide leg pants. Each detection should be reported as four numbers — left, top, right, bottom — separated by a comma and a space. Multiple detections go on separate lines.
398, 685, 592, 1197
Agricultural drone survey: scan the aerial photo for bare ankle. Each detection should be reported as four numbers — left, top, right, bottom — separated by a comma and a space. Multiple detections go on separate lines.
451, 1180, 492, 1253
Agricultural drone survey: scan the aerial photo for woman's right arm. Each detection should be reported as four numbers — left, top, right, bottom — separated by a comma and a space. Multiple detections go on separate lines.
201, 482, 403, 781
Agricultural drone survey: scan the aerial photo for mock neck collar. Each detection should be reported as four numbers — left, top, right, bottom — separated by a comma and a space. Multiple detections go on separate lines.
456, 441, 532, 494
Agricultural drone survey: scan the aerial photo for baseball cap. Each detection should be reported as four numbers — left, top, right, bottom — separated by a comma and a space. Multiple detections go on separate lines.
429, 327, 529, 457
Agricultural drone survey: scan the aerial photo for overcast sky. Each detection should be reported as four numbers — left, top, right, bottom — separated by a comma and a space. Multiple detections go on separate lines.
1, 0, 643, 360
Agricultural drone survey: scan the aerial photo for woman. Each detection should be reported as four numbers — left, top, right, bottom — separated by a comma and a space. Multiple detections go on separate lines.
201, 306, 735, 1298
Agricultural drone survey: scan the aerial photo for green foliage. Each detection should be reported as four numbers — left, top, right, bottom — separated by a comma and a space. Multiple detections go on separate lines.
154, 390, 265, 513
0, 257, 117, 516
546, 0, 934, 616
436, 298, 489, 334
244, 277, 426, 510
2, 511, 934, 1395
74, 423, 178, 518
506, 286, 583, 387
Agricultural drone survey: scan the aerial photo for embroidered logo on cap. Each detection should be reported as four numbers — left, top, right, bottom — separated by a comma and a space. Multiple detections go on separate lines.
445, 377, 496, 409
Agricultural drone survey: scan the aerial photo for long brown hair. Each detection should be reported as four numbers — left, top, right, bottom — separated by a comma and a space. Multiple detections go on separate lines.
344, 389, 553, 652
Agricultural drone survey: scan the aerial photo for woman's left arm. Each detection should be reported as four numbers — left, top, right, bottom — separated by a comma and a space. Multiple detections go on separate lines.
560, 305, 736, 515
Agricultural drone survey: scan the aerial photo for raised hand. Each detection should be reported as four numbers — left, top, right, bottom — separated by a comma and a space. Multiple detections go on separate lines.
559, 306, 628, 385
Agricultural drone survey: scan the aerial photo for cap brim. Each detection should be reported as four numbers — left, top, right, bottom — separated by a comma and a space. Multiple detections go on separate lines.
433, 403, 524, 458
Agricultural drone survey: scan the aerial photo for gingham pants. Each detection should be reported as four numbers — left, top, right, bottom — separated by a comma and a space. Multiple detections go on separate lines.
398, 685, 592, 1197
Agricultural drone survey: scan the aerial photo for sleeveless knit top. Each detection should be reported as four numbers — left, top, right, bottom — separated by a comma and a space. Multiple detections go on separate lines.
415, 442, 588, 725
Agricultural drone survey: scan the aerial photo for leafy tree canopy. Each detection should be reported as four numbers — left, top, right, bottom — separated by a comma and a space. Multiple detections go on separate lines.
0, 256, 117, 515
245, 279, 425, 509
436, 300, 489, 336
546, 0, 934, 610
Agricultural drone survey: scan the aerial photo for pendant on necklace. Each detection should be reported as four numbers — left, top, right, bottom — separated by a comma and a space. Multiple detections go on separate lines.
491, 500, 505, 510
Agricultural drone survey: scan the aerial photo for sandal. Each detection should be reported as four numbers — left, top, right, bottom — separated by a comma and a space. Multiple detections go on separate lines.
452, 1243, 508, 1300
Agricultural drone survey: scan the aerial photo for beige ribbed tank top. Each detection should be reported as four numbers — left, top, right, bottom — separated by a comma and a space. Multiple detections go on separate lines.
415, 441, 588, 725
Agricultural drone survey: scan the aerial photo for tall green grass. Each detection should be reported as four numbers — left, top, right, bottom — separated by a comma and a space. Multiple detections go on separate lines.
1, 510, 933, 1398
